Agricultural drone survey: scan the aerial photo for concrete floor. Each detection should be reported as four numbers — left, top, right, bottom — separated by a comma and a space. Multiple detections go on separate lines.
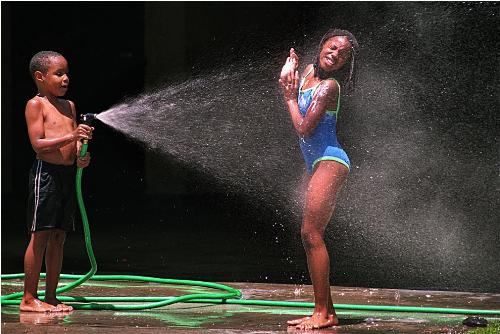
2, 279, 499, 333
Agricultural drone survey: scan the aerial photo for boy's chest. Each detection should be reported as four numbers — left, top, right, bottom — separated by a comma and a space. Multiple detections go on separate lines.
42, 102, 74, 133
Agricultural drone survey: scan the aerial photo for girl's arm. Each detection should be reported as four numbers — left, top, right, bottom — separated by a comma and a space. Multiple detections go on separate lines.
297, 80, 338, 137
280, 69, 339, 138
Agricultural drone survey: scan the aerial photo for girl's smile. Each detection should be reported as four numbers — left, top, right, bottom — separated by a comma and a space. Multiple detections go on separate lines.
319, 36, 351, 72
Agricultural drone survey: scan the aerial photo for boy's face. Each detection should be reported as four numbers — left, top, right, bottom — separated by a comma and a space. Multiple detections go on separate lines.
37, 56, 69, 97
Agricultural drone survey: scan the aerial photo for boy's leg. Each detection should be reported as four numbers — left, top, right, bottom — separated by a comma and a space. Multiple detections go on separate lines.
21, 231, 56, 312
44, 229, 73, 311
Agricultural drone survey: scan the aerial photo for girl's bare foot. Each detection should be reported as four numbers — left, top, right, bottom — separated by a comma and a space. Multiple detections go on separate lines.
295, 313, 339, 330
287, 316, 311, 326
45, 296, 73, 312
20, 298, 56, 312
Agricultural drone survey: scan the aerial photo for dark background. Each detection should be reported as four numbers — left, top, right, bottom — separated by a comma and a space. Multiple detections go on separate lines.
2, 2, 499, 293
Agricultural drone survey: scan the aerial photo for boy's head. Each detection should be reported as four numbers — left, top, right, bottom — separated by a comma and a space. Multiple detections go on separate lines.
29, 51, 64, 79
29, 51, 69, 97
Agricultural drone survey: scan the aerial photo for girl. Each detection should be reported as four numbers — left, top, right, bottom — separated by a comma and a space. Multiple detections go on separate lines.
279, 29, 359, 330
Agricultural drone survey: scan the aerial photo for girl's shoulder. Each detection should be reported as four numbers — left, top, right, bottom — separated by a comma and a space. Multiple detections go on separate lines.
322, 77, 340, 89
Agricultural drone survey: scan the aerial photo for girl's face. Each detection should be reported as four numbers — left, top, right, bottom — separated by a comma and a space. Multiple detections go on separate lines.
319, 36, 352, 72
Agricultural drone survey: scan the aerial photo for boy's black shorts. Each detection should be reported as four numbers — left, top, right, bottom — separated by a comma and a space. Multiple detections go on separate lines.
26, 159, 76, 233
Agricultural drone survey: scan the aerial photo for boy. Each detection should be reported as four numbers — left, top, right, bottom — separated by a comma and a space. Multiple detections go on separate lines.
21, 51, 93, 312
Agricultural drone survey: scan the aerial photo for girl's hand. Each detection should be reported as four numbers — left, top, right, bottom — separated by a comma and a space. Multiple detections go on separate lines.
279, 70, 299, 101
76, 152, 91, 168
280, 48, 299, 85
289, 48, 299, 69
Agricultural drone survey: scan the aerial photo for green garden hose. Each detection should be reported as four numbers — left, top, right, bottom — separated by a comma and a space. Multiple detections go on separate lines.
1, 140, 499, 316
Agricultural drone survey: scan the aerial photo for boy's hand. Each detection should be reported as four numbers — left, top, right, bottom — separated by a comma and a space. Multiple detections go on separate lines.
76, 152, 91, 168
73, 124, 93, 141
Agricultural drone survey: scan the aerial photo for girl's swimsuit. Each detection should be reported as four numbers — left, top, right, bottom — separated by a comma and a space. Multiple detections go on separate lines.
297, 69, 350, 174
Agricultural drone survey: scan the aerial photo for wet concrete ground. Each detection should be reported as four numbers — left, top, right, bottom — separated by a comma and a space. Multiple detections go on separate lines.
2, 279, 499, 333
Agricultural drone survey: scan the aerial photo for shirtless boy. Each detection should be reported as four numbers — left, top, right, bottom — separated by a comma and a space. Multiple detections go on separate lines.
21, 51, 93, 312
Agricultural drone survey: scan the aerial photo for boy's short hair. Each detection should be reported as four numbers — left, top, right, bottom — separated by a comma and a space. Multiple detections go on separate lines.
29, 51, 63, 79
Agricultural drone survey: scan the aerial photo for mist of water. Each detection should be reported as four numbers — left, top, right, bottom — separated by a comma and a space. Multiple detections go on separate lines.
95, 2, 499, 291
97, 58, 309, 220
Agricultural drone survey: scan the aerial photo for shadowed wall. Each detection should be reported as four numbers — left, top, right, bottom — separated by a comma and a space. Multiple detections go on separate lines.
2, 2, 499, 293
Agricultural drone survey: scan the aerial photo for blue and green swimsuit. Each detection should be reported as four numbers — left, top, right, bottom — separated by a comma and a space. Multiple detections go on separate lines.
298, 69, 350, 174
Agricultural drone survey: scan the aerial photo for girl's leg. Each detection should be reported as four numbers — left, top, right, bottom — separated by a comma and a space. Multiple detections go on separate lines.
288, 161, 348, 329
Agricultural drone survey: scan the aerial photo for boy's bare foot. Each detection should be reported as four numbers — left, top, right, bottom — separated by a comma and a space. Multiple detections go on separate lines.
288, 313, 339, 330
20, 298, 56, 312
44, 297, 74, 312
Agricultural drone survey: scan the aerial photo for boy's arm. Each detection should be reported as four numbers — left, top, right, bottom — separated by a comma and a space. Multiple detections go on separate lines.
25, 99, 90, 154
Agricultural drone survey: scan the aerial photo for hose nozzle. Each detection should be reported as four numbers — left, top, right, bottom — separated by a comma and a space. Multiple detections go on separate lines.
80, 113, 97, 126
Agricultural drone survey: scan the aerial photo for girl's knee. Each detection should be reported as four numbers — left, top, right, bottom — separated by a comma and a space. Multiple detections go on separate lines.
300, 227, 323, 250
